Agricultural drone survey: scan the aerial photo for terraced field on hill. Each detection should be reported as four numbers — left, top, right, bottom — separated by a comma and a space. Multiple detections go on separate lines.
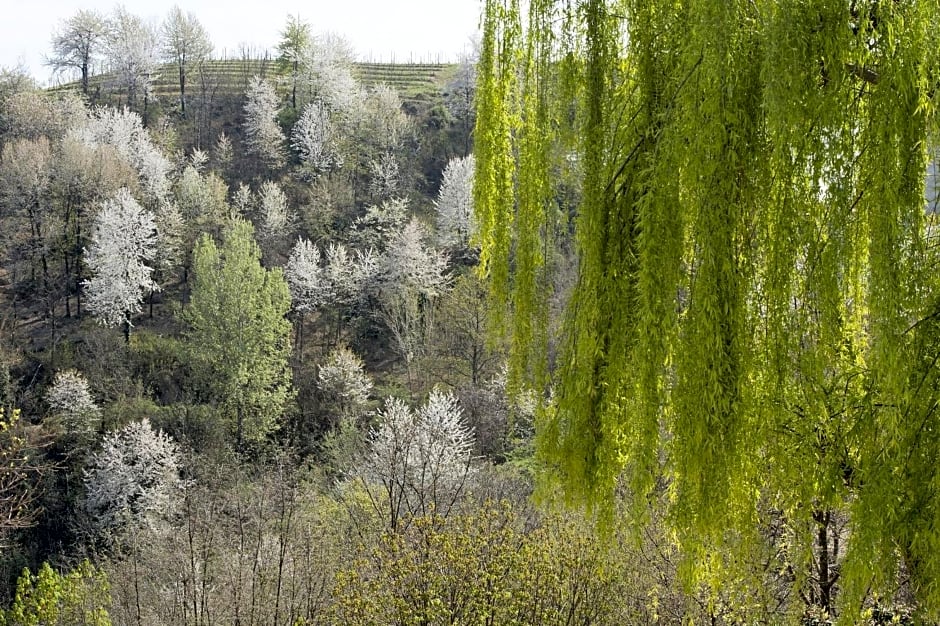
64, 59, 456, 106
352, 62, 458, 99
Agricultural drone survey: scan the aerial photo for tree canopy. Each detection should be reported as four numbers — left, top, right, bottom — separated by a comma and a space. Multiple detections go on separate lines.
184, 219, 293, 447
475, 0, 940, 615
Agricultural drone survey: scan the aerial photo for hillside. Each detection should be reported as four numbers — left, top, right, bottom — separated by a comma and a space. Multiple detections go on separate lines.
55, 59, 457, 108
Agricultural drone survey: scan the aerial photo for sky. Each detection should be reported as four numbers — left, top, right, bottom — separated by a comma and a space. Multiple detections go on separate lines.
1, 0, 483, 85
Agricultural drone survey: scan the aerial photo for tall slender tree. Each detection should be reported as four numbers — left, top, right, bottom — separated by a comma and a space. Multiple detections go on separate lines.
104, 7, 158, 115
243, 76, 286, 169
277, 14, 312, 111
184, 219, 292, 447
82, 188, 159, 343
161, 6, 213, 118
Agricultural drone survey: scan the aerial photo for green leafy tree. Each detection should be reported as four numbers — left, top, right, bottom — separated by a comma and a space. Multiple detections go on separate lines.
476, 0, 940, 619
277, 14, 311, 111
330, 504, 627, 626
184, 219, 292, 446
1, 561, 111, 626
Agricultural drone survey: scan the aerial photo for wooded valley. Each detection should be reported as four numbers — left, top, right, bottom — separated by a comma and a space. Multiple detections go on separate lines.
2, 2, 940, 625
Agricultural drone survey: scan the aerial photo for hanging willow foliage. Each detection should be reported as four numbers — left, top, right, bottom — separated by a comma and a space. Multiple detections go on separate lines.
475, 0, 940, 615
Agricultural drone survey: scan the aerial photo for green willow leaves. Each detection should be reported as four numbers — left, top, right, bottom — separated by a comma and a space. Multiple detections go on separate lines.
476, 0, 940, 614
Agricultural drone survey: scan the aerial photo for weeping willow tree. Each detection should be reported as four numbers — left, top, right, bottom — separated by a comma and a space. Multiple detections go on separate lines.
475, 0, 940, 617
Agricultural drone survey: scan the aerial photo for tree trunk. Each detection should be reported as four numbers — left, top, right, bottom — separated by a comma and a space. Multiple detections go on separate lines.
179, 61, 187, 117
813, 508, 838, 617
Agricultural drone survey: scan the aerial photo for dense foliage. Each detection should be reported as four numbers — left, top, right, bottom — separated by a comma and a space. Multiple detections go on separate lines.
2, 3, 938, 624
475, 0, 940, 619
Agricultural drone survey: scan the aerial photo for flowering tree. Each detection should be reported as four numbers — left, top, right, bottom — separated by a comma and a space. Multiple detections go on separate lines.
298, 31, 360, 114
291, 100, 342, 175
317, 346, 373, 418
70, 106, 172, 206
434, 155, 476, 248
357, 389, 475, 530
47, 10, 107, 95
375, 218, 449, 376
285, 237, 326, 315
46, 370, 100, 437
367, 152, 400, 202
323, 242, 378, 309
83, 418, 182, 537
359, 84, 409, 158
82, 188, 159, 342
285, 236, 325, 354
104, 7, 158, 113
257, 180, 294, 256
160, 6, 212, 118
381, 218, 449, 299
243, 76, 285, 168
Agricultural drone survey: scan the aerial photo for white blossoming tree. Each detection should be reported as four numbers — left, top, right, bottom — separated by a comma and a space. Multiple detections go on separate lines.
83, 418, 183, 539
357, 389, 474, 530
70, 106, 172, 206
368, 152, 400, 201
82, 188, 159, 342
243, 76, 285, 168
46, 370, 100, 437
317, 346, 373, 418
376, 218, 450, 379
47, 10, 107, 96
381, 218, 449, 300
324, 242, 355, 302
285, 238, 326, 315
434, 155, 476, 248
257, 180, 294, 259
160, 6, 212, 118
285, 237, 325, 354
105, 7, 159, 113
291, 100, 342, 175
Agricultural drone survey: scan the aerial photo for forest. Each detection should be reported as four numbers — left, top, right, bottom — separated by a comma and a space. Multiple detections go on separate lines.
2, 1, 940, 625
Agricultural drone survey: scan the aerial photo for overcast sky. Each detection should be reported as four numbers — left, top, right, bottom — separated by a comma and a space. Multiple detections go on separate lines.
2, 1, 482, 85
